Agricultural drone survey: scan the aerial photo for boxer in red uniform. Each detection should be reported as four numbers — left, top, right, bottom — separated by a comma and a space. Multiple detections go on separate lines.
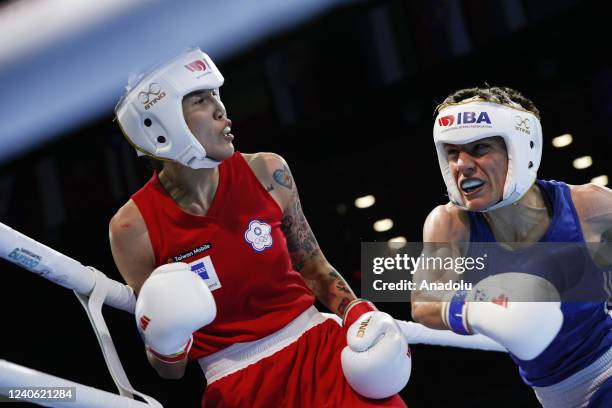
110, 48, 410, 407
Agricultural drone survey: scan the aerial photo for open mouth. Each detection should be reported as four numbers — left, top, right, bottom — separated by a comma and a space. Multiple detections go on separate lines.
460, 178, 485, 195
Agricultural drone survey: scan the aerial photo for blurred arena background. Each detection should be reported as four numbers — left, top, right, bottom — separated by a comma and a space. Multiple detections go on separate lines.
1, 0, 610, 406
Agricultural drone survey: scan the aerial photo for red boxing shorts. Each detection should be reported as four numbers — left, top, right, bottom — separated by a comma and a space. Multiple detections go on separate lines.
198, 306, 407, 407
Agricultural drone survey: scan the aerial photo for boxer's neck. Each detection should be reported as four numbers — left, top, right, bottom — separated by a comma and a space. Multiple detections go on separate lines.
483, 184, 550, 242
158, 163, 219, 216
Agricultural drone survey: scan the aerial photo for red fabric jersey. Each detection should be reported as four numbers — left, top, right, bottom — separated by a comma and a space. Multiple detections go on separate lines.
131, 152, 315, 358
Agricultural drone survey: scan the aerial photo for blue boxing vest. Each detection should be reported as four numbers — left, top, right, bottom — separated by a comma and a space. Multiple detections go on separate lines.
466, 179, 612, 387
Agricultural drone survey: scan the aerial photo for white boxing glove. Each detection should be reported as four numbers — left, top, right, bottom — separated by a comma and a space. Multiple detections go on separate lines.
341, 300, 412, 399
136, 262, 216, 363
443, 272, 563, 360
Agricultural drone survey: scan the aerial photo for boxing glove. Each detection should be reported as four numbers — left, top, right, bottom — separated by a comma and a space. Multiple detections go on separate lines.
136, 262, 216, 362
341, 300, 412, 399
443, 272, 562, 360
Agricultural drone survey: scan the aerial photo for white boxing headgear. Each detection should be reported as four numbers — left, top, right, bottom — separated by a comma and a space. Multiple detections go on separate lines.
433, 99, 543, 212
115, 48, 224, 169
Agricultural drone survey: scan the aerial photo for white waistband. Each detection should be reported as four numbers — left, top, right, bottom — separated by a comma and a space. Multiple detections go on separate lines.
533, 346, 612, 408
198, 306, 335, 384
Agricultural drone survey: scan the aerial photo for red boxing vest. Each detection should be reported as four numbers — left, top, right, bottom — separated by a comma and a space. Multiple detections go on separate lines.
131, 152, 315, 358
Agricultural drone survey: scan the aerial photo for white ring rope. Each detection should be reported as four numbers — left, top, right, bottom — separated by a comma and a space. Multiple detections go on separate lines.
1, 221, 162, 407
0, 221, 135, 313
0, 359, 151, 408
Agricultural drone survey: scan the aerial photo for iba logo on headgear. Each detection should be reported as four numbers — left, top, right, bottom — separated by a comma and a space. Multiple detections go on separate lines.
185, 59, 212, 79
438, 112, 492, 127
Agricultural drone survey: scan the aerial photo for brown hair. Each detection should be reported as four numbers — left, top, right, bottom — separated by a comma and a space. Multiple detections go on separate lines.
436, 86, 541, 120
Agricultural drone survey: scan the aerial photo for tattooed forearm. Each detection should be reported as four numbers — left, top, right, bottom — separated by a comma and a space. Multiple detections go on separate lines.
331, 270, 352, 294
277, 163, 318, 271
275, 159, 355, 315
318, 269, 357, 317
281, 198, 319, 271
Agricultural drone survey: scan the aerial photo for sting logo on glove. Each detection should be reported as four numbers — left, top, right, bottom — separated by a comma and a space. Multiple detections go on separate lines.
356, 316, 372, 338
341, 300, 412, 399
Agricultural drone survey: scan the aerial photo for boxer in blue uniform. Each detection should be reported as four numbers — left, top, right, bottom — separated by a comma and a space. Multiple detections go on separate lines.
411, 86, 611, 407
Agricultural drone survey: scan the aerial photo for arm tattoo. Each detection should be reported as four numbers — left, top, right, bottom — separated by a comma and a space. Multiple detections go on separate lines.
281, 197, 318, 272
266, 183, 274, 192
273, 164, 293, 190
326, 269, 356, 316
277, 161, 356, 315
330, 270, 352, 294
314, 268, 356, 317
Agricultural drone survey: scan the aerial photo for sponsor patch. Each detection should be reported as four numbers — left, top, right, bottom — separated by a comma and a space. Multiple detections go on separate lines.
168, 242, 213, 263
187, 255, 221, 291
8, 247, 41, 269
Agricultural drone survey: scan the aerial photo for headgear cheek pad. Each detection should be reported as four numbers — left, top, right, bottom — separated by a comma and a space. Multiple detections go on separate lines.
115, 48, 224, 169
433, 100, 543, 212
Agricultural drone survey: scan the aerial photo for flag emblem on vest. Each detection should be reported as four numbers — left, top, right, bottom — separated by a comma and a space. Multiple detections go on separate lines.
244, 219, 273, 252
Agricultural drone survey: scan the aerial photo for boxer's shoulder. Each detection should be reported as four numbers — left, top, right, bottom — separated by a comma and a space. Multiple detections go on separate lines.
242, 152, 294, 211
569, 183, 612, 236
424, 203, 470, 242
109, 200, 150, 254
241, 152, 287, 169
110, 199, 148, 239
110, 199, 155, 293
569, 183, 612, 213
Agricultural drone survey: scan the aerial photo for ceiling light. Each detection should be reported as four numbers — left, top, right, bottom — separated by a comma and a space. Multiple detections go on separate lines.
373, 218, 393, 232
355, 195, 375, 209
551, 134, 573, 148
388, 236, 407, 249
572, 156, 592, 170
591, 175, 608, 186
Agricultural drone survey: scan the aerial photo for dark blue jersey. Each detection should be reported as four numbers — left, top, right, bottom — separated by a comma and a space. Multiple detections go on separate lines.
466, 179, 611, 387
